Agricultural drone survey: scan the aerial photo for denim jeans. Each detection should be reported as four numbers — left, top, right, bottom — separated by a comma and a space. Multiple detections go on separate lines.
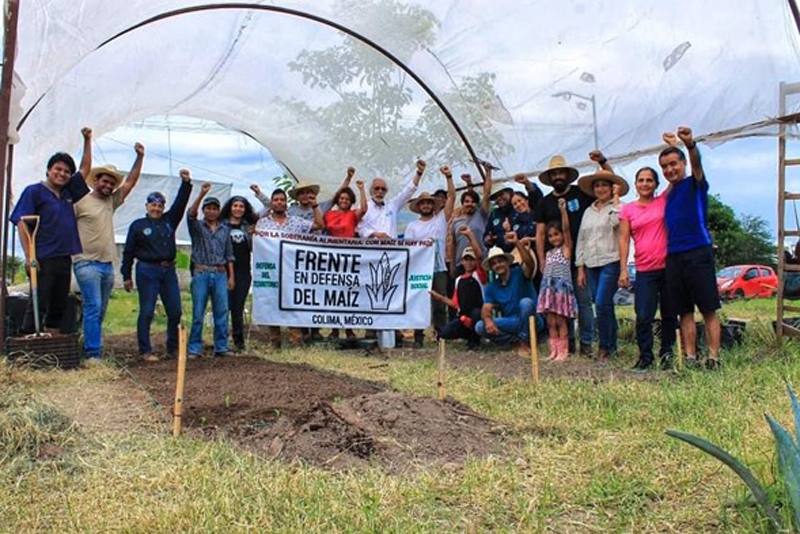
229, 270, 251, 348
475, 297, 537, 344
634, 269, 677, 361
568, 267, 596, 347
136, 262, 182, 355
189, 271, 230, 354
586, 261, 620, 352
74, 261, 114, 358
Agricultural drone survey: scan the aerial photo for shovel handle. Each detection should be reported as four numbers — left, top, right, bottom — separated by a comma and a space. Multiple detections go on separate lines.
19, 215, 40, 264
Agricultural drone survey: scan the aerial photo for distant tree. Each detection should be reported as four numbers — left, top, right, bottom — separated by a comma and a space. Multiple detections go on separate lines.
707, 195, 775, 268
281, 0, 513, 177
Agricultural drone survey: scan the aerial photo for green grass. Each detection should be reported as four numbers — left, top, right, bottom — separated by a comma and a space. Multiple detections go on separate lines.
1, 296, 798, 532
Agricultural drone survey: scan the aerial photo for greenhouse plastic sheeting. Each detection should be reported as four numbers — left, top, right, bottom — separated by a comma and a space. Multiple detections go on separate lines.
8, 0, 800, 193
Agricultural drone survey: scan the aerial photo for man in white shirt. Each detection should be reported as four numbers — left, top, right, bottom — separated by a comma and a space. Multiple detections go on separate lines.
357, 160, 425, 239
403, 165, 455, 347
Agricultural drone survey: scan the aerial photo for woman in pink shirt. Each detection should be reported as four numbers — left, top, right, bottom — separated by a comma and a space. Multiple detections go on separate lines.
619, 167, 677, 371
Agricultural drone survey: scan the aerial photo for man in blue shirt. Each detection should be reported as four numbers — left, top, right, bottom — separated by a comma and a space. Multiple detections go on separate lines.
10, 127, 92, 334
121, 169, 193, 361
475, 237, 538, 353
186, 182, 235, 359
661, 126, 721, 370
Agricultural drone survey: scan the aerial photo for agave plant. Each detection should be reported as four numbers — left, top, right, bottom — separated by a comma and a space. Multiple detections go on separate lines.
666, 385, 800, 532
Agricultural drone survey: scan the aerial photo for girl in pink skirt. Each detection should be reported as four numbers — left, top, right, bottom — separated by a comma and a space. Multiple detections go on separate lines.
537, 198, 579, 361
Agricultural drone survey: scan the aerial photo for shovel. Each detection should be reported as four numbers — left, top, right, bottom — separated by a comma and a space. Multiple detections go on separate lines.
20, 215, 48, 338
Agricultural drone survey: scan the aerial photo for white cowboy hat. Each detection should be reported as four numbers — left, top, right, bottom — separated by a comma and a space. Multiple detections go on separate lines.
482, 246, 516, 270
288, 180, 321, 200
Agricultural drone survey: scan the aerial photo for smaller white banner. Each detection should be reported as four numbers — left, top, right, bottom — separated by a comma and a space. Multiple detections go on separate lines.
252, 232, 435, 329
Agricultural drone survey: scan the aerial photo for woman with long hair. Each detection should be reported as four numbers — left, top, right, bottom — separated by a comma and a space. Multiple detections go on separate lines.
220, 195, 257, 351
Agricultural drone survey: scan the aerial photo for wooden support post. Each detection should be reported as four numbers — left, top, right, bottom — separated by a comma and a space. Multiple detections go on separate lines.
437, 338, 446, 401
173, 325, 188, 437
529, 315, 539, 385
675, 328, 684, 372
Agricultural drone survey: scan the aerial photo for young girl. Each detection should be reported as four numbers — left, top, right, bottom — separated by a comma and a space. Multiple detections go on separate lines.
537, 198, 578, 361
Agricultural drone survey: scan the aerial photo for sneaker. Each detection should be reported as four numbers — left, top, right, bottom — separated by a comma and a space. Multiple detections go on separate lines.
631, 357, 653, 371
84, 357, 103, 367
705, 358, 721, 371
659, 352, 673, 370
580, 342, 594, 358
187, 353, 201, 360
215, 351, 234, 358
142, 353, 160, 362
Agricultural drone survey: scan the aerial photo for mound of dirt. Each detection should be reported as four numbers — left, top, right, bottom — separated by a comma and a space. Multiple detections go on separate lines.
249, 392, 505, 471
127, 356, 506, 471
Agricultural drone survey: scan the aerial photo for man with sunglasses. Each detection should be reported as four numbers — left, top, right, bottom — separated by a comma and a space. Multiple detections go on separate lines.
121, 169, 193, 361
356, 160, 425, 239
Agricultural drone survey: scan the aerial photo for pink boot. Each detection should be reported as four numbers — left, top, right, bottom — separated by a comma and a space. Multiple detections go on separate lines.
545, 338, 557, 362
553, 338, 569, 362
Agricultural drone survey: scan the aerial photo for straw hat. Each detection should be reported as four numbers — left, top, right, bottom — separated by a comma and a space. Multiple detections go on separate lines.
86, 164, 124, 190
288, 180, 321, 200
577, 169, 630, 197
408, 191, 439, 214
489, 181, 514, 201
482, 246, 515, 270
538, 155, 579, 186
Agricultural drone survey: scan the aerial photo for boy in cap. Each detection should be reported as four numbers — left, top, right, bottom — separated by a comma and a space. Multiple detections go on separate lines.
11, 127, 93, 335
186, 182, 235, 358
431, 230, 488, 350
74, 141, 145, 360
121, 169, 193, 361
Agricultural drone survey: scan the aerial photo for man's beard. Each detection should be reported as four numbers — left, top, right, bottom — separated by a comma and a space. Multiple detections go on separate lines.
552, 180, 568, 193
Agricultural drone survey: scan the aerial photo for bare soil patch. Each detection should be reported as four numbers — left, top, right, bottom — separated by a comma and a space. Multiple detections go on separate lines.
126, 356, 506, 472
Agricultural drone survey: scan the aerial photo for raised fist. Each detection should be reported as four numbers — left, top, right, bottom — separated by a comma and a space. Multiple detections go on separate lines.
134, 142, 145, 156
346, 166, 356, 178
81, 127, 92, 139
250, 184, 262, 196
200, 182, 212, 194
588, 150, 605, 163
513, 173, 528, 184
662, 132, 678, 148
179, 169, 191, 182
355, 179, 365, 188
416, 159, 426, 174
440, 165, 451, 176
460, 173, 472, 184
677, 126, 694, 146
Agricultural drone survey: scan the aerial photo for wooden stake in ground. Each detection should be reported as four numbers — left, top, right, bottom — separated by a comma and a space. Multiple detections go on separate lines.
173, 325, 188, 437
529, 315, 539, 385
437, 338, 446, 401
675, 328, 684, 372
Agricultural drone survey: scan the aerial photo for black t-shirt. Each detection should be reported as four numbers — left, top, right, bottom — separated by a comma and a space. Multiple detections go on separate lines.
533, 185, 594, 254
228, 222, 252, 273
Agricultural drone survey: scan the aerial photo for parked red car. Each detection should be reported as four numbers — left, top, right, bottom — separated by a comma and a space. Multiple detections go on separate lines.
717, 265, 778, 299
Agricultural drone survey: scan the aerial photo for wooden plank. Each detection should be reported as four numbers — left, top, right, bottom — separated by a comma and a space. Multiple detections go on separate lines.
785, 263, 800, 272
778, 82, 788, 345
786, 158, 800, 166
785, 230, 800, 237
785, 193, 800, 200
783, 305, 800, 314
782, 323, 800, 339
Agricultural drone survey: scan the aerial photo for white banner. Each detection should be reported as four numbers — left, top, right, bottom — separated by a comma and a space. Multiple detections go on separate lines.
252, 232, 435, 329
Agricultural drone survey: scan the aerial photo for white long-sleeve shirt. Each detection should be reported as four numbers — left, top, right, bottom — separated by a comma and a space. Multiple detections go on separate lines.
356, 179, 418, 239
575, 201, 620, 268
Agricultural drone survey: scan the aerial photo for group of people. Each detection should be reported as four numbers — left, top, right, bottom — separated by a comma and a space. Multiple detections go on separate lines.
10, 124, 722, 370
